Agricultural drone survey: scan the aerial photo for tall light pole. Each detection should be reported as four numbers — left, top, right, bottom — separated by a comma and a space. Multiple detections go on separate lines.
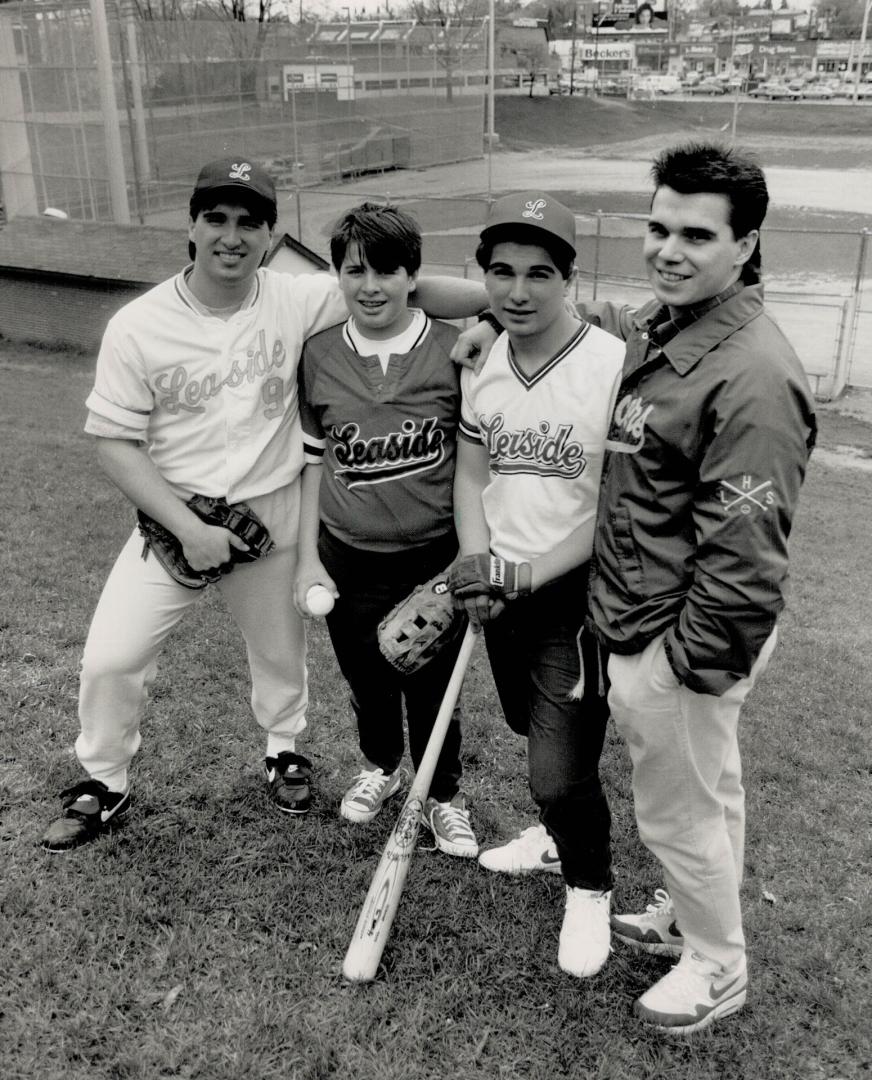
343, 5, 353, 105
852, 0, 872, 105
90, 0, 130, 223
594, 3, 601, 94
486, 0, 495, 200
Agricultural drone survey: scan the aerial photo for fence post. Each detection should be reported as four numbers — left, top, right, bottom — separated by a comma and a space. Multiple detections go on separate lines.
592, 210, 602, 301
835, 227, 870, 398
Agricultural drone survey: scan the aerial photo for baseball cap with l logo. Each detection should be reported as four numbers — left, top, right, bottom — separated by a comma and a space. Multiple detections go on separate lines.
192, 157, 277, 210
480, 191, 576, 258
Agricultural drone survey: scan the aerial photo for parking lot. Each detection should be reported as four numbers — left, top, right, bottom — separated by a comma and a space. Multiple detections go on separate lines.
552, 73, 872, 103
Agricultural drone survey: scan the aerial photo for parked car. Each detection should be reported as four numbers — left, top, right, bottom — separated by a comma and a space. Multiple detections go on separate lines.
748, 81, 800, 100
598, 78, 626, 96
634, 74, 682, 95
687, 78, 727, 96
799, 82, 835, 100
826, 80, 872, 98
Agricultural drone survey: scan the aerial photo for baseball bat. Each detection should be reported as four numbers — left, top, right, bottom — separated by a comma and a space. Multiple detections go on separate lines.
342, 622, 477, 982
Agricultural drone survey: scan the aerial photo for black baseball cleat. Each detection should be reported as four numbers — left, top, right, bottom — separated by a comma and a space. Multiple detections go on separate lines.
264, 751, 313, 814
41, 779, 131, 853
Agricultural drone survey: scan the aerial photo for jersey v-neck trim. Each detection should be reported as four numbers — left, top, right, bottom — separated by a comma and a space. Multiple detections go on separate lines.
174, 266, 261, 318
507, 321, 590, 389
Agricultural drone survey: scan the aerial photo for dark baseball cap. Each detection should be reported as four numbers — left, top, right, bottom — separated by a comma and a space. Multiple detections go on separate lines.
192, 157, 276, 210
480, 191, 576, 258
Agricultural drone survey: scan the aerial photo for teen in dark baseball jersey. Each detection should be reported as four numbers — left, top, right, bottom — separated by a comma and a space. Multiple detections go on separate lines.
448, 193, 624, 975
295, 203, 478, 858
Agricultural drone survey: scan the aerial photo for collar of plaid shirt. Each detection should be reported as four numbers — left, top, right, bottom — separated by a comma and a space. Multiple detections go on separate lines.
646, 280, 745, 349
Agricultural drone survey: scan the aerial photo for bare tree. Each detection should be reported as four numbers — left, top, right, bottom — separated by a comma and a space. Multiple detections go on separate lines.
209, 0, 274, 23
407, 0, 489, 101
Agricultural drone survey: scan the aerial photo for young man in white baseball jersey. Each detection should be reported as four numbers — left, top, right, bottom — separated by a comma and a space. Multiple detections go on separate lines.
447, 193, 625, 976
295, 202, 477, 858
41, 157, 490, 853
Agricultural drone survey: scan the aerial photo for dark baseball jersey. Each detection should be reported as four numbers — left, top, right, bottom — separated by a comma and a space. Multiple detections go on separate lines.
299, 315, 460, 552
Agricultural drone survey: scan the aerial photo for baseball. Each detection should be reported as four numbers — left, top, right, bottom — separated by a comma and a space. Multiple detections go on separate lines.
306, 584, 335, 616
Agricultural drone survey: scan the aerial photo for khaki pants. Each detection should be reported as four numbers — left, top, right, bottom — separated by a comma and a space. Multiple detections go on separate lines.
607, 628, 777, 970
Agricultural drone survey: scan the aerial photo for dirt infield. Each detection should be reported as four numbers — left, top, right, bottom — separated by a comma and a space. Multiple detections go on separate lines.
328, 145, 872, 219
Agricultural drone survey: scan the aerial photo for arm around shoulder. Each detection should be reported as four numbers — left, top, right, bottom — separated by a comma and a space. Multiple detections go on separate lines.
415, 276, 489, 320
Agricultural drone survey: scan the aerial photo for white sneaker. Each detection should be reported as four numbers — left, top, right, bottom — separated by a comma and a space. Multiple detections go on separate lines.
340, 766, 405, 823
611, 888, 684, 958
558, 887, 612, 978
634, 950, 748, 1035
477, 823, 562, 875
422, 793, 479, 858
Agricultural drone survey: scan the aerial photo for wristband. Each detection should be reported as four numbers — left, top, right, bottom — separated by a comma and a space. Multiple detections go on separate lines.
515, 561, 533, 597
489, 556, 532, 599
477, 311, 504, 334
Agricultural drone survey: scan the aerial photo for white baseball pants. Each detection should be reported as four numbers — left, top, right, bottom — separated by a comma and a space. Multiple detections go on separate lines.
607, 628, 777, 971
76, 482, 306, 793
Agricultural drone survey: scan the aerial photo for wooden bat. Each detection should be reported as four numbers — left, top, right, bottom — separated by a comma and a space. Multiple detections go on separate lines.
342, 623, 477, 982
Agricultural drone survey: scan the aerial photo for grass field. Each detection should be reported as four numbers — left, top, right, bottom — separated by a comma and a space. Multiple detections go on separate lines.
1, 344, 871, 1080
493, 95, 872, 170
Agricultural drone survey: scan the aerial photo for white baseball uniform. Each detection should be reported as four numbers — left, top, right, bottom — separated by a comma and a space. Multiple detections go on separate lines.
458, 321, 624, 562
77, 267, 347, 792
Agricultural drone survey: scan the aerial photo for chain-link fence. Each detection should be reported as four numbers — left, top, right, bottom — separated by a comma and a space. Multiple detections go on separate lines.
269, 191, 871, 399
0, 2, 487, 224
2, 3, 870, 396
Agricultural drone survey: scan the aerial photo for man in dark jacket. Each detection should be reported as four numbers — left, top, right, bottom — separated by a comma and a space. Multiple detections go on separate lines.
584, 142, 816, 1033
451, 141, 816, 1034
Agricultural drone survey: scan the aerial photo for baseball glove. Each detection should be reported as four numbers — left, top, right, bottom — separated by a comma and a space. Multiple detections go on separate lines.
377, 569, 466, 675
136, 494, 275, 590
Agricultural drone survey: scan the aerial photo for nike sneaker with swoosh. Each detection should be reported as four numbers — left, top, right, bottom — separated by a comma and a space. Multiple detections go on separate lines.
634, 950, 748, 1035
41, 779, 131, 852
611, 888, 684, 957
477, 823, 562, 875
265, 750, 314, 814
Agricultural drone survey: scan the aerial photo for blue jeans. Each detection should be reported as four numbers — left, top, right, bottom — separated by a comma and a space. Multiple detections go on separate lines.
483, 565, 613, 891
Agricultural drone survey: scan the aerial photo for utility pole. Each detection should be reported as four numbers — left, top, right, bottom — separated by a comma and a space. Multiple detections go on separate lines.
852, 0, 871, 104
343, 5, 353, 105
593, 1, 600, 94
90, 0, 130, 223
487, 0, 495, 199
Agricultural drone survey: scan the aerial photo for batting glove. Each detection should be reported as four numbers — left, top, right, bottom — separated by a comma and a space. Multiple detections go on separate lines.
447, 554, 532, 601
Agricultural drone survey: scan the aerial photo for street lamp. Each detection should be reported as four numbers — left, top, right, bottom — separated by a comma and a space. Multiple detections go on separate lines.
852, 0, 872, 105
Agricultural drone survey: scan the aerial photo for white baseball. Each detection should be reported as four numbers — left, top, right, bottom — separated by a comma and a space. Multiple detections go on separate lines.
306, 584, 335, 616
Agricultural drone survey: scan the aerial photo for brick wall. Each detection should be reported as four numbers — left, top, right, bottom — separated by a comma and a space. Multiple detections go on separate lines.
0, 270, 147, 351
